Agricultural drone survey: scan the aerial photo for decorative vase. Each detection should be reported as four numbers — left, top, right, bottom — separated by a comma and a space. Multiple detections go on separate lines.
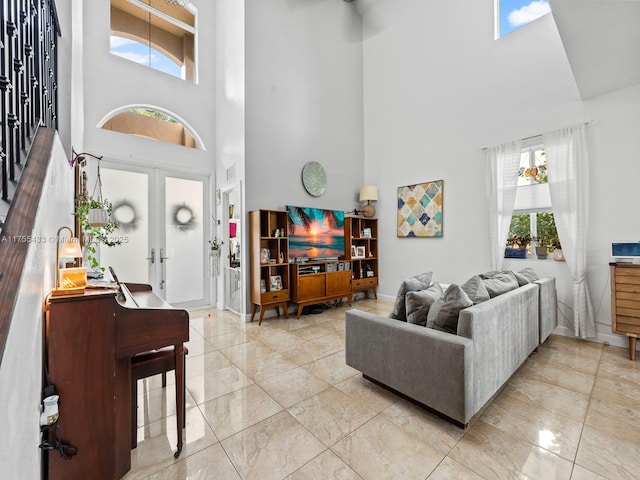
535, 246, 548, 260
553, 248, 565, 261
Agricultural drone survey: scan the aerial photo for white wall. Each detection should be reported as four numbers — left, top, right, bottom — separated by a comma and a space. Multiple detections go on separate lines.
244, 0, 365, 214
80, 1, 216, 175
363, 0, 639, 349
0, 135, 75, 478
215, 0, 245, 309
241, 0, 366, 316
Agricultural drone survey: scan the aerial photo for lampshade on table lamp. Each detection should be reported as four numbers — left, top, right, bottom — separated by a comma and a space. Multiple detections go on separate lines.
52, 226, 86, 296
359, 185, 378, 218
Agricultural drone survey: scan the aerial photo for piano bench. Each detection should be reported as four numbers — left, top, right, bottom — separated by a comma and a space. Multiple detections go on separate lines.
131, 346, 188, 452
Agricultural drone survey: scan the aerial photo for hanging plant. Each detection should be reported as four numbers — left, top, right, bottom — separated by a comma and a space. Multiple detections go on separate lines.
74, 191, 121, 271
72, 152, 122, 272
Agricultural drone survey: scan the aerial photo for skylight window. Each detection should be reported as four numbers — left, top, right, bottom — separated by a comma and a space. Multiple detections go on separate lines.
496, 0, 551, 38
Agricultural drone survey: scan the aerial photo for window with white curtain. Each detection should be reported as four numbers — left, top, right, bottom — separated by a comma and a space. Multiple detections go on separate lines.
505, 144, 560, 257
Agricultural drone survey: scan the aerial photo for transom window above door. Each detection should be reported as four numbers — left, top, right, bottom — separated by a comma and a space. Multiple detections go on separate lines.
110, 0, 196, 82
100, 107, 204, 150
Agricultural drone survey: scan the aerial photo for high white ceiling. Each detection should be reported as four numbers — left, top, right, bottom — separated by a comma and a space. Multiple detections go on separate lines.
550, 0, 640, 100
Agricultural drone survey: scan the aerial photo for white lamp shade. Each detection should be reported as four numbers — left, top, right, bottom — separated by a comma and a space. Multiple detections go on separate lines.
59, 237, 82, 259
359, 185, 378, 202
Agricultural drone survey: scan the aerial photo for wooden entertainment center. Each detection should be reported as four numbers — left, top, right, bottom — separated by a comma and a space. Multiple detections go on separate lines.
249, 210, 379, 322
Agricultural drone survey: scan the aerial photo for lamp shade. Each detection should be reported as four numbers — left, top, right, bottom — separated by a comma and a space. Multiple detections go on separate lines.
359, 185, 378, 202
59, 237, 82, 259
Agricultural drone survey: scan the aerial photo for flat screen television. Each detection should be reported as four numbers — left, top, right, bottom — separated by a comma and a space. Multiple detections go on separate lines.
286, 205, 345, 261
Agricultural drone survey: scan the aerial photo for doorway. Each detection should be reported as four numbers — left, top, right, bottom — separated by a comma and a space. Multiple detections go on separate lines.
99, 164, 211, 309
222, 184, 243, 315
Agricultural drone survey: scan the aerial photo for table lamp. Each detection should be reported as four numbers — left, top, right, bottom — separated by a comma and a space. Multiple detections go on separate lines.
359, 185, 378, 218
52, 226, 85, 296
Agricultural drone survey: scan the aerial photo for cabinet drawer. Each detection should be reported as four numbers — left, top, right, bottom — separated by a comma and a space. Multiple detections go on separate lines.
353, 277, 377, 289
261, 289, 289, 303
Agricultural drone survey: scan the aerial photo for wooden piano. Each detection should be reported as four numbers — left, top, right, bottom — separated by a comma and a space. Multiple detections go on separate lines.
44, 283, 189, 480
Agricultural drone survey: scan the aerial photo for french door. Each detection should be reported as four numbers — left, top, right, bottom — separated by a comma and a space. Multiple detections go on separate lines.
100, 164, 210, 308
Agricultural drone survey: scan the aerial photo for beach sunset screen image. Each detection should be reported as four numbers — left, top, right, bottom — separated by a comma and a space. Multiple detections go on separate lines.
287, 206, 345, 260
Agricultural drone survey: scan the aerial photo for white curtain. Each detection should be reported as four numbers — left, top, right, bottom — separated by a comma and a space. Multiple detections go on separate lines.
544, 123, 595, 338
486, 141, 521, 270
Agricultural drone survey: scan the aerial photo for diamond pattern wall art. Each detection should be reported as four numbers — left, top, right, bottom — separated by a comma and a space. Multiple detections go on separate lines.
397, 180, 443, 237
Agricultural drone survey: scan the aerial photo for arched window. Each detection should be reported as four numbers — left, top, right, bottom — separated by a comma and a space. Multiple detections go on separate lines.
110, 0, 196, 81
99, 106, 205, 150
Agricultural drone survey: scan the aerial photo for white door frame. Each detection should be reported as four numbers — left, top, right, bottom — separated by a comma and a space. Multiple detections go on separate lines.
219, 181, 245, 317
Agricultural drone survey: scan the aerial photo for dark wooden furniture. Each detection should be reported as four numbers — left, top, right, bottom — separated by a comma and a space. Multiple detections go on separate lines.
290, 261, 353, 318
346, 217, 379, 299
130, 345, 188, 450
44, 283, 189, 479
610, 262, 640, 360
249, 210, 290, 324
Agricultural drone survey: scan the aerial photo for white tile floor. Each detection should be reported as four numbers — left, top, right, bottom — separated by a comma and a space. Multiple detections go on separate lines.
124, 299, 640, 480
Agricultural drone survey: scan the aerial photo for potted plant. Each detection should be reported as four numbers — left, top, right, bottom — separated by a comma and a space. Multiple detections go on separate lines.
505, 214, 531, 259
208, 237, 224, 276
74, 191, 121, 271
535, 212, 561, 260
208, 237, 224, 250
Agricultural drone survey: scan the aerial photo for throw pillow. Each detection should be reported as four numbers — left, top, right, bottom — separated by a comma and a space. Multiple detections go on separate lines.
406, 283, 444, 326
389, 272, 433, 322
479, 270, 500, 279
426, 284, 473, 334
513, 270, 530, 286
518, 267, 539, 283
482, 270, 519, 297
461, 275, 490, 304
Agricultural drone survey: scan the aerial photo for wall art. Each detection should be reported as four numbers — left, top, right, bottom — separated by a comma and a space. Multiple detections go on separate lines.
397, 180, 443, 237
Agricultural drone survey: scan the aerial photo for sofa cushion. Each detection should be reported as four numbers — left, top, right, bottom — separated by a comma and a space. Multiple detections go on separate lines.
518, 267, 539, 283
426, 284, 473, 334
513, 270, 530, 286
479, 270, 500, 279
461, 275, 490, 304
405, 283, 444, 326
389, 272, 433, 322
482, 271, 519, 297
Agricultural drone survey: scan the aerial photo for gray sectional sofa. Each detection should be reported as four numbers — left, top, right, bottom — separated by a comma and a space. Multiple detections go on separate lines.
345, 271, 556, 427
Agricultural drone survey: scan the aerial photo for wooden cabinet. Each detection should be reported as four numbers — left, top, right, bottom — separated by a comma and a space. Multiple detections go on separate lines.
610, 262, 640, 360
345, 217, 378, 298
249, 210, 290, 324
290, 261, 353, 318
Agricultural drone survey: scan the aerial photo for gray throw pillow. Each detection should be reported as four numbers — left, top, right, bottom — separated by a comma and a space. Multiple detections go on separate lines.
518, 267, 539, 283
482, 271, 519, 297
461, 275, 490, 304
406, 283, 444, 326
427, 284, 473, 334
513, 270, 530, 286
389, 272, 433, 322
479, 270, 500, 279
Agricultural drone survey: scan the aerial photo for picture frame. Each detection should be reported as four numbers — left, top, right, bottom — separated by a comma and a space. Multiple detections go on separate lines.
270, 275, 283, 291
260, 248, 270, 264
351, 245, 357, 258
397, 180, 443, 237
362, 227, 372, 238
260, 279, 267, 293
356, 246, 365, 258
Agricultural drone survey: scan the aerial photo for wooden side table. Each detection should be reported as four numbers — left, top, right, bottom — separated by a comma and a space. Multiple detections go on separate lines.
610, 263, 640, 360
